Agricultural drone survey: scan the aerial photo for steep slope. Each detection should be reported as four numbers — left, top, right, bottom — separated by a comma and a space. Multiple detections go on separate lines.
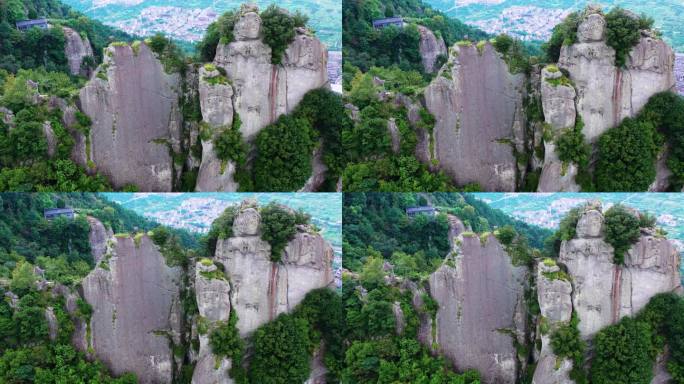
79, 229, 184, 383
424, 42, 525, 191
79, 43, 182, 191
426, 218, 528, 383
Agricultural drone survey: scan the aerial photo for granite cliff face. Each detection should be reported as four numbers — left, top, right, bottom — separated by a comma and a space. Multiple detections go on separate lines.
64, 202, 335, 383
558, 205, 682, 339
423, 42, 525, 191
63, 27, 94, 77
79, 228, 183, 384
418, 25, 447, 74
214, 200, 334, 336
76, 4, 329, 192
426, 217, 528, 383
537, 10, 676, 191
192, 260, 234, 384
211, 5, 328, 144
532, 204, 682, 382
79, 43, 182, 191
557, 12, 674, 144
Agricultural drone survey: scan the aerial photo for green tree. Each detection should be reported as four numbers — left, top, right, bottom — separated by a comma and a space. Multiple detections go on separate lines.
259, 202, 298, 262
603, 205, 641, 264
260, 5, 297, 65
591, 317, 654, 384
605, 8, 643, 67
249, 314, 311, 383
10, 260, 36, 294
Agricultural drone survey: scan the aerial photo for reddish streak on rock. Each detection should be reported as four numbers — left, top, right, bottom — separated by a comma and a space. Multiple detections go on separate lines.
268, 262, 278, 321
611, 265, 622, 323
269, 66, 278, 123
612, 68, 623, 126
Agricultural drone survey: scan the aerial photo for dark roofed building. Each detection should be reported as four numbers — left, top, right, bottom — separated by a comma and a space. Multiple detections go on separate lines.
16, 18, 49, 31
372, 17, 404, 29
44, 207, 75, 220
406, 206, 436, 217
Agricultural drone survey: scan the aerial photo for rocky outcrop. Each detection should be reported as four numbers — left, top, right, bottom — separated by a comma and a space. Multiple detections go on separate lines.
558, 206, 682, 339
418, 25, 447, 74
213, 6, 328, 143
298, 141, 328, 192
428, 230, 528, 383
214, 200, 334, 336
80, 231, 183, 383
537, 66, 581, 191
192, 260, 233, 384
424, 42, 525, 191
63, 27, 94, 77
79, 43, 182, 191
87, 216, 113, 264
557, 11, 674, 143
43, 121, 57, 158
532, 260, 574, 384
195, 65, 238, 192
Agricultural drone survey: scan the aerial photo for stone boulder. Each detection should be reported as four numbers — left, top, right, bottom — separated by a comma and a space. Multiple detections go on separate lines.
418, 25, 447, 74
63, 27, 94, 77
423, 42, 524, 191
80, 233, 182, 383
79, 43, 182, 191
428, 232, 527, 383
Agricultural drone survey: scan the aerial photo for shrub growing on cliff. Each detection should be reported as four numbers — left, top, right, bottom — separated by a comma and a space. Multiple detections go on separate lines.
204, 206, 239, 256
253, 115, 316, 191
556, 120, 590, 169
595, 118, 661, 191
259, 202, 299, 262
605, 8, 652, 67
260, 5, 300, 65
551, 314, 585, 369
209, 312, 244, 361
249, 314, 311, 384
603, 204, 641, 264
543, 11, 581, 62
591, 317, 654, 384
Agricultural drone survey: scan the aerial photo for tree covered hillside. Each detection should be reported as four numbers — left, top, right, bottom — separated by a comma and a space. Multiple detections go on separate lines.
343, 192, 552, 272
0, 193, 198, 383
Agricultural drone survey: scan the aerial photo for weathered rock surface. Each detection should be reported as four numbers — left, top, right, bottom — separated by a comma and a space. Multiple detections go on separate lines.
80, 233, 182, 383
532, 261, 574, 384
298, 141, 328, 192
87, 216, 113, 264
43, 121, 57, 158
418, 25, 447, 74
428, 232, 527, 383
80, 43, 181, 191
538, 66, 580, 192
214, 8, 328, 143
424, 42, 524, 191
196, 65, 238, 192
63, 27, 94, 77
192, 261, 233, 384
559, 208, 682, 339
214, 200, 334, 336
558, 12, 674, 143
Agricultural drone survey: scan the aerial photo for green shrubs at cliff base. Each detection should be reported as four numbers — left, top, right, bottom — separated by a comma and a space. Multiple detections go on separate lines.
209, 312, 244, 364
